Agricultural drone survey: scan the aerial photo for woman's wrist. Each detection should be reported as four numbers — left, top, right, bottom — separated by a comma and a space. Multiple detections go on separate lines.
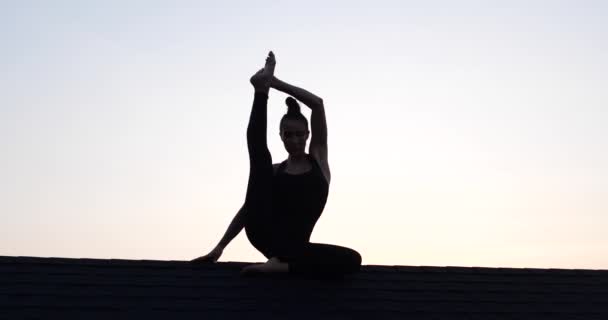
270, 76, 285, 91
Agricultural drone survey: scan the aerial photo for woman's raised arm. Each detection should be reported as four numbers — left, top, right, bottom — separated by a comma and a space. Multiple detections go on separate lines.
271, 77, 327, 147
271, 77, 323, 109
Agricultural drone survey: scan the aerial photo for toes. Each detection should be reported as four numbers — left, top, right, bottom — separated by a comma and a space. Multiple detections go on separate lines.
266, 52, 276, 66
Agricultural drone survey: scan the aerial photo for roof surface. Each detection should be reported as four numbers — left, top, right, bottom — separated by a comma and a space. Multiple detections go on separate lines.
1, 256, 607, 319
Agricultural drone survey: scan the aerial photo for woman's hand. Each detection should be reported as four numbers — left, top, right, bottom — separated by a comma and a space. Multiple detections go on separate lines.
191, 246, 224, 263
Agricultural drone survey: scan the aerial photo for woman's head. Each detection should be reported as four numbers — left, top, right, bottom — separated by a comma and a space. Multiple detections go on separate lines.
280, 97, 309, 155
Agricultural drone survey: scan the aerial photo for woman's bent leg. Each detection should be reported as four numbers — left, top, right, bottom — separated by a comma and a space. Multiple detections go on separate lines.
287, 243, 362, 277
243, 92, 275, 259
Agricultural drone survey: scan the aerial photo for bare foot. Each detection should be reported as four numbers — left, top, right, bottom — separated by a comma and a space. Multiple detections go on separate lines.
240, 257, 288, 276
250, 51, 276, 93
263, 51, 276, 77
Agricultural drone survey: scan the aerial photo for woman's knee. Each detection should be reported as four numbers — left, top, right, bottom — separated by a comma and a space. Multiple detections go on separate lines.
344, 248, 362, 272
328, 245, 362, 273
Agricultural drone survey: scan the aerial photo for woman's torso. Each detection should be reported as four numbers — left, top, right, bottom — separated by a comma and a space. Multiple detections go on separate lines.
271, 153, 329, 244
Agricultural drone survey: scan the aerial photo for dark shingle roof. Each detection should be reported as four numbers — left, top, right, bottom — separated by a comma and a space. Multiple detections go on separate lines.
1, 256, 607, 319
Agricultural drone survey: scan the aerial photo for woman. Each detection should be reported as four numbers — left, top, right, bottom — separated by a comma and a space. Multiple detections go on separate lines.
192, 52, 361, 277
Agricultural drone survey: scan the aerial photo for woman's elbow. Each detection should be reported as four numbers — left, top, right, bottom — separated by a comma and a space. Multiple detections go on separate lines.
311, 98, 324, 109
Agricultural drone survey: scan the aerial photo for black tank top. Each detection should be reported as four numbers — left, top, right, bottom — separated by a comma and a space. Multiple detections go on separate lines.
272, 153, 329, 245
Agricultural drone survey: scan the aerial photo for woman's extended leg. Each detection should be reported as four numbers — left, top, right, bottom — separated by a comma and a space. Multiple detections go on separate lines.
243, 54, 278, 259
243, 91, 276, 259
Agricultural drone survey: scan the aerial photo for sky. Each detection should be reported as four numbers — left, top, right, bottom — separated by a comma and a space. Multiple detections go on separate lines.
1, 1, 607, 269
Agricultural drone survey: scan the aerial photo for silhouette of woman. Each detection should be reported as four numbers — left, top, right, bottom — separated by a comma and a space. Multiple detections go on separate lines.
192, 51, 361, 277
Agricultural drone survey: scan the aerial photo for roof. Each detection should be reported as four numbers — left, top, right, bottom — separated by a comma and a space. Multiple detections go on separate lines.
1, 256, 607, 319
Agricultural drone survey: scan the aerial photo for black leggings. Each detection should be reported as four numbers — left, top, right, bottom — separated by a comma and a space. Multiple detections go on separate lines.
243, 92, 361, 277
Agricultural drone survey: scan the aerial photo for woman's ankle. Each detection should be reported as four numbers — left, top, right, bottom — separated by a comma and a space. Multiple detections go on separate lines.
254, 84, 270, 95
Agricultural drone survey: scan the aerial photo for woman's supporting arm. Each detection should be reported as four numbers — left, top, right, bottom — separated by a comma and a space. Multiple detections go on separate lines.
191, 205, 245, 263
216, 205, 246, 250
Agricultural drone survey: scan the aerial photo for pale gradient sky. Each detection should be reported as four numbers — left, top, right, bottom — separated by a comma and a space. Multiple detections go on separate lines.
1, 1, 607, 269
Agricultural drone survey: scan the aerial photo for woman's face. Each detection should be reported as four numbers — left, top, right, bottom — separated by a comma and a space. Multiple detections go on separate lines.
280, 119, 309, 155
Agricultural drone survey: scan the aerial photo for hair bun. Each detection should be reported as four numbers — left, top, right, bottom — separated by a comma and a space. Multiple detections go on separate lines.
285, 97, 301, 115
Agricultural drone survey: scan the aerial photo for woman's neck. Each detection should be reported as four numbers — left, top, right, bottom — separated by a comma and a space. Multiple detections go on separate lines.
287, 152, 308, 166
